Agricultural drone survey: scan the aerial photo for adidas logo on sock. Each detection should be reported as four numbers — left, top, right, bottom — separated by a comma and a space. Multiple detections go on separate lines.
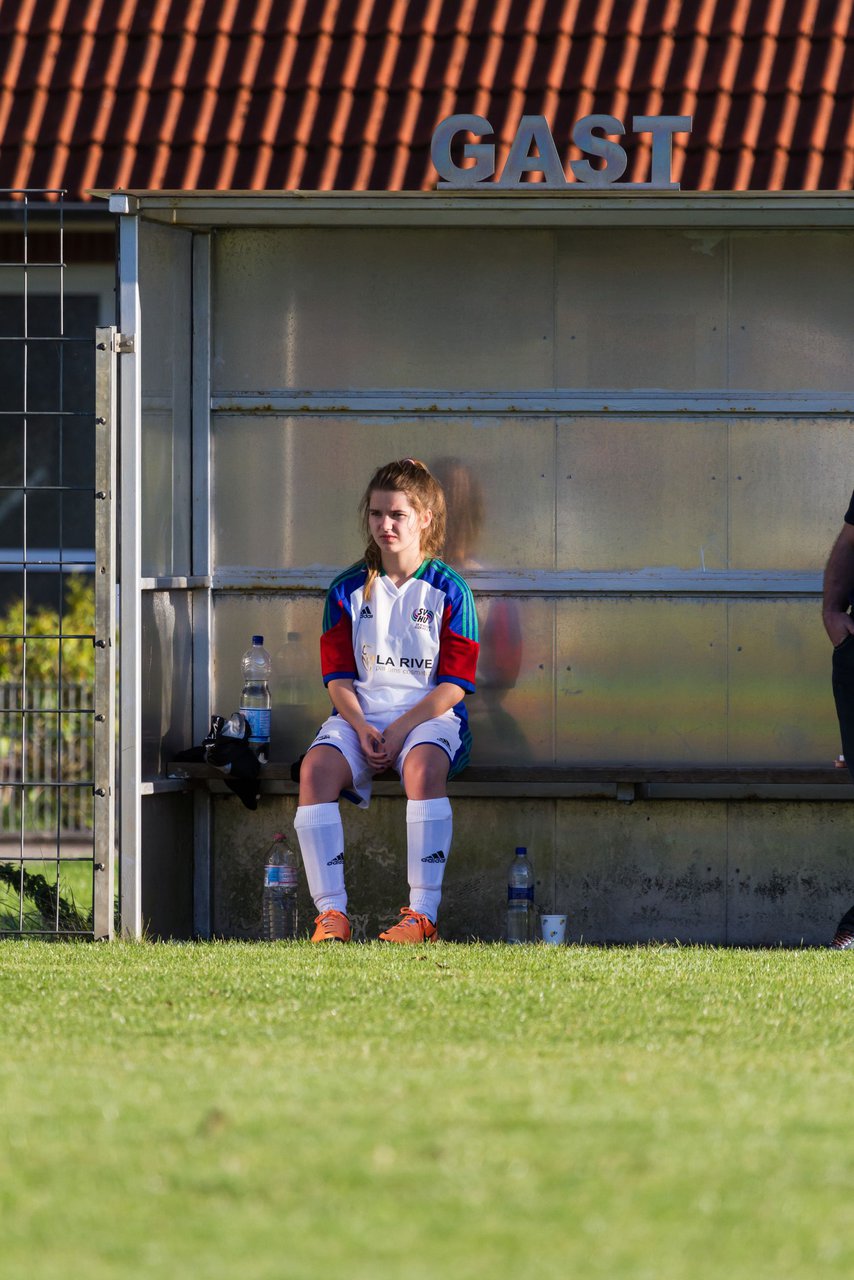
360, 605, 373, 619
421, 850, 446, 864
327, 852, 344, 865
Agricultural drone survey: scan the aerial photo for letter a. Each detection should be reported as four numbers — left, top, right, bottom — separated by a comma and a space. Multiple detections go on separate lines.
496, 116, 567, 188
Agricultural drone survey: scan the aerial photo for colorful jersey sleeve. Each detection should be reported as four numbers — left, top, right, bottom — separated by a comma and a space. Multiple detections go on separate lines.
320, 563, 364, 685
422, 560, 479, 693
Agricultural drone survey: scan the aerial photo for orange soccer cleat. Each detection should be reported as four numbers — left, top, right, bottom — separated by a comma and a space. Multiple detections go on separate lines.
378, 909, 438, 944
311, 909, 351, 943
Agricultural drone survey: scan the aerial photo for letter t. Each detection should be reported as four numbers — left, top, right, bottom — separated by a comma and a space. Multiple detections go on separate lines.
632, 116, 692, 189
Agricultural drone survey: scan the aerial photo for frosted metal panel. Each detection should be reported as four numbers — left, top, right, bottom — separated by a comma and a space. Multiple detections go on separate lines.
556, 598, 728, 763
728, 418, 853, 570
213, 593, 331, 766
140, 409, 192, 575
211, 229, 554, 391
140, 590, 194, 778
139, 221, 192, 576
730, 232, 854, 391
556, 417, 728, 570
554, 230, 726, 389
468, 596, 554, 765
728, 600, 835, 763
211, 415, 556, 571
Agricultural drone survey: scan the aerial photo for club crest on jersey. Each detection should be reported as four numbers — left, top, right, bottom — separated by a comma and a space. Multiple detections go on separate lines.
410, 606, 434, 630
361, 643, 376, 675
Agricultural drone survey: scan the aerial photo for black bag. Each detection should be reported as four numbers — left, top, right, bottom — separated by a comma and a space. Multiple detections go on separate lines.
174, 713, 262, 810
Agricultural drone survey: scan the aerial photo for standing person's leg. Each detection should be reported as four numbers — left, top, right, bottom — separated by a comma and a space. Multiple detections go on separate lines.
831, 638, 854, 947
832, 637, 854, 773
295, 745, 353, 941
379, 744, 452, 942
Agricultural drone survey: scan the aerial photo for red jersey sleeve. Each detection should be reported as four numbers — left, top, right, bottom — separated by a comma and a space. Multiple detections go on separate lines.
436, 570, 479, 693
320, 575, 358, 685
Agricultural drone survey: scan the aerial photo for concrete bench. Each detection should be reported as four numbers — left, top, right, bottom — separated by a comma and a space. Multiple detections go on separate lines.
165, 761, 854, 802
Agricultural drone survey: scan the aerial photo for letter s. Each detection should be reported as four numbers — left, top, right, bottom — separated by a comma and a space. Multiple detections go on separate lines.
432, 115, 496, 188
569, 115, 628, 187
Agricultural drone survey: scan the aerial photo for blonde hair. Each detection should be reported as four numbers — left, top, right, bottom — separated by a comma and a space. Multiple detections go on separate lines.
359, 459, 446, 600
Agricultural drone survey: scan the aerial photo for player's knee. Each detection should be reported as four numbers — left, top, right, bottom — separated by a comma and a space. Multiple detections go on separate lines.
299, 746, 348, 804
403, 747, 449, 799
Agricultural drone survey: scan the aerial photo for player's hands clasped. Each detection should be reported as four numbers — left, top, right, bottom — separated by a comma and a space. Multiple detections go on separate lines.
373, 721, 407, 769
357, 721, 388, 770
355, 719, 409, 772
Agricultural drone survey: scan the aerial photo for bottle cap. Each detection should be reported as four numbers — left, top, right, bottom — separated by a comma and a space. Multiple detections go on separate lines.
252, 635, 263, 645
516, 846, 527, 855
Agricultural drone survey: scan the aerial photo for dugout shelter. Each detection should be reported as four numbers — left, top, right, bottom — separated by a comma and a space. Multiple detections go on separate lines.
107, 186, 854, 944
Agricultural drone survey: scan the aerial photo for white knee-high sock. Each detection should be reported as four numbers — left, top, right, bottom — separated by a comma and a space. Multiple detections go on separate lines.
406, 797, 453, 923
294, 803, 347, 915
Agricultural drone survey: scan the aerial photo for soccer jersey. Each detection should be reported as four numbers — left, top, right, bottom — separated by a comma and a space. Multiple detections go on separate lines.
320, 558, 479, 724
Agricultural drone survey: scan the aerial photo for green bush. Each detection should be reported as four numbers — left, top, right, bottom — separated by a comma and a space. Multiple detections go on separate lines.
0, 573, 96, 685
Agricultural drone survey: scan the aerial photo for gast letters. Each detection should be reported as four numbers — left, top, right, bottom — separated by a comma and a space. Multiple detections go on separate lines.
432, 113, 693, 190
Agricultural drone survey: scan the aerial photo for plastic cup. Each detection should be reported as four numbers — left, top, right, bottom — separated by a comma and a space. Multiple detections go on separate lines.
540, 914, 567, 945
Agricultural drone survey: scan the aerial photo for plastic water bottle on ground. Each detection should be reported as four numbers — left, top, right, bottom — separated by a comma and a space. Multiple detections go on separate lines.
240, 635, 272, 760
262, 833, 299, 940
506, 846, 535, 943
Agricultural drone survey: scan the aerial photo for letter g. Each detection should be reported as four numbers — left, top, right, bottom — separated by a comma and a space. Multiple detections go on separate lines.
432, 115, 496, 187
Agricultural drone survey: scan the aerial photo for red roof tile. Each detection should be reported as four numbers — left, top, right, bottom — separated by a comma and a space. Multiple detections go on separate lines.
0, 0, 851, 198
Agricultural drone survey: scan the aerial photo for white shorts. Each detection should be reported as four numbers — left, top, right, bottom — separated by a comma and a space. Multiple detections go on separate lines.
306, 710, 468, 808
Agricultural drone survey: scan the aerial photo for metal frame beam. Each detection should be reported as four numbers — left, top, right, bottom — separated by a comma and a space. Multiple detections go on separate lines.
115, 205, 142, 939
93, 327, 117, 939
191, 232, 213, 938
92, 189, 854, 230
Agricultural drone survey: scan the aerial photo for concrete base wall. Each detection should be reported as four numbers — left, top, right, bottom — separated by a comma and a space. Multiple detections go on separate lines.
210, 793, 854, 946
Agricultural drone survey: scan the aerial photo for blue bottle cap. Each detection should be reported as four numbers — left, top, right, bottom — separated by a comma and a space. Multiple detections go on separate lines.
515, 846, 527, 855
252, 635, 263, 645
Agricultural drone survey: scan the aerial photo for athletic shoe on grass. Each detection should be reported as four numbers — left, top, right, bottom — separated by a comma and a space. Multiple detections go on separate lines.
378, 909, 437, 944
311, 909, 351, 943
831, 905, 854, 949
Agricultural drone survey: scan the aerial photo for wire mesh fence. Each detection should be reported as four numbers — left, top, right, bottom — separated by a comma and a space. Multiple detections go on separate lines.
0, 680, 95, 836
0, 190, 105, 936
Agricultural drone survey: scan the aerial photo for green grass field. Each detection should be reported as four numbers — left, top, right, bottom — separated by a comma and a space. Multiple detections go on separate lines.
2, 941, 853, 1280
0, 859, 96, 932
